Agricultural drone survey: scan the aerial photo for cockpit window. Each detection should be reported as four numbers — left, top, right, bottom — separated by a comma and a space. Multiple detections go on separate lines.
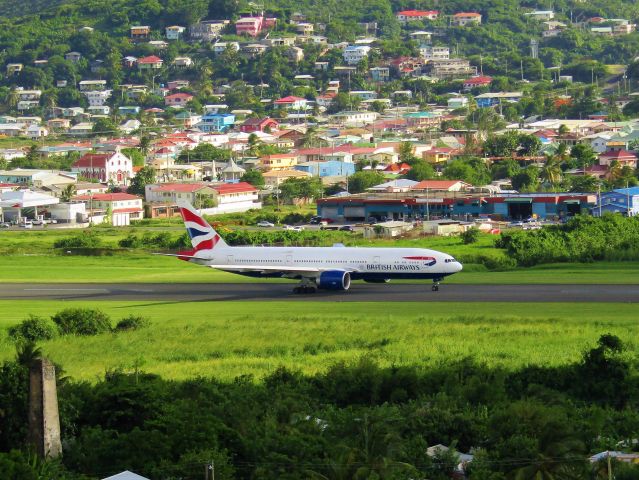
444, 257, 457, 263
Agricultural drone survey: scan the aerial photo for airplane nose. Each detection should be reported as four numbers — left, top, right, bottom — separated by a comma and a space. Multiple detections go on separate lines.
450, 261, 463, 273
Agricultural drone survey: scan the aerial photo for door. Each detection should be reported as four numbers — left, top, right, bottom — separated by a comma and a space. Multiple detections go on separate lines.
286, 255, 293, 266
227, 255, 234, 265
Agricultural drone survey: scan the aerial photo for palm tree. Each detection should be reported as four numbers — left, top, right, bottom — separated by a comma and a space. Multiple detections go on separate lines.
300, 126, 321, 148
539, 154, 562, 189
605, 159, 622, 182
60, 184, 77, 202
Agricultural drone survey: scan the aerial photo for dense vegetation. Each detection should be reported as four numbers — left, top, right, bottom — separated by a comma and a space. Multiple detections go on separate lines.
0, 334, 638, 479
498, 214, 639, 265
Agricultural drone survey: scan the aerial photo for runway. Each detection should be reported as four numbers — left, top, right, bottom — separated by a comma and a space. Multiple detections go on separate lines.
1, 283, 638, 302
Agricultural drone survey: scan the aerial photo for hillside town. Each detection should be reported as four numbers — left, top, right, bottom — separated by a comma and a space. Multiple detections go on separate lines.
1, 5, 639, 227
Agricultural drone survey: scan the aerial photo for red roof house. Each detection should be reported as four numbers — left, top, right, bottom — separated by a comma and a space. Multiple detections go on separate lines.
463, 76, 493, 90
240, 117, 279, 133
396, 10, 439, 22
137, 56, 163, 69
165, 92, 194, 107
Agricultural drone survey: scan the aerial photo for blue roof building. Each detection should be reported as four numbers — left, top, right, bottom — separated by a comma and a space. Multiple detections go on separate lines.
294, 161, 355, 177
594, 187, 639, 216
196, 113, 235, 132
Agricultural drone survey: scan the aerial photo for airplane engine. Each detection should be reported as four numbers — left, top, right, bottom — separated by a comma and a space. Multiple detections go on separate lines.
318, 270, 351, 291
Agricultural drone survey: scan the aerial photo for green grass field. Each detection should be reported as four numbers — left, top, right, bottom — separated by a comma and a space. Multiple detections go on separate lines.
0, 300, 636, 382
0, 254, 637, 284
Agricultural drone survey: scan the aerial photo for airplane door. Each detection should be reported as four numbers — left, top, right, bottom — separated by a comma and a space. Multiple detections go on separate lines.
373, 256, 380, 264
286, 255, 293, 265
227, 255, 234, 264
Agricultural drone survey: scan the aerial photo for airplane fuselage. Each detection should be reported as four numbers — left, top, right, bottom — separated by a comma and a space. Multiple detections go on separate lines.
189, 245, 462, 280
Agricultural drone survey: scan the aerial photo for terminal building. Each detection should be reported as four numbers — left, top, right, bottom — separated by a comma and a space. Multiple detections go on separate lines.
317, 192, 597, 222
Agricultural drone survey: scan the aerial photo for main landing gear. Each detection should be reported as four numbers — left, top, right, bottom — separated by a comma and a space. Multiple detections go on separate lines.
432, 277, 443, 292
293, 279, 317, 294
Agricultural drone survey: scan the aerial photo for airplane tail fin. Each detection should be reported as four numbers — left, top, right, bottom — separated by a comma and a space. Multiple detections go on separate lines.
177, 202, 228, 254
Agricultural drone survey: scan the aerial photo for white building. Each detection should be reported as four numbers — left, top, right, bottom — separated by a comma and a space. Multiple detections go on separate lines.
343, 45, 371, 65
212, 42, 240, 54
329, 110, 379, 127
72, 192, 143, 226
420, 45, 450, 61
145, 182, 261, 214
165, 25, 186, 40
83, 90, 112, 107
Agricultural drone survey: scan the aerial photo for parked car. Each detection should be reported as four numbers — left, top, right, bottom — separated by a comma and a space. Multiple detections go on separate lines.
20, 221, 33, 229
339, 225, 354, 232
284, 225, 304, 232
0, 222, 10, 228
257, 220, 275, 228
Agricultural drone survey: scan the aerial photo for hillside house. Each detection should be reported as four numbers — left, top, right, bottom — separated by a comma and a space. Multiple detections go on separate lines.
173, 56, 193, 67
274, 96, 308, 110
165, 25, 185, 40
236, 17, 263, 36
164, 92, 194, 107
195, 113, 235, 133
190, 20, 229, 41
240, 117, 278, 133
452, 12, 482, 26
65, 52, 82, 63
260, 153, 299, 171
396, 10, 439, 23
343, 45, 371, 65
130, 26, 150, 40
463, 76, 493, 90
137, 56, 163, 70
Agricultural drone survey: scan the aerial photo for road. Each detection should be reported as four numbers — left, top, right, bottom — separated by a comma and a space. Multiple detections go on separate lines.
0, 283, 638, 302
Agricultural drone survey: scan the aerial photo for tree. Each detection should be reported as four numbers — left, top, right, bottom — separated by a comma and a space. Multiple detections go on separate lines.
539, 154, 562, 189
511, 166, 539, 192
60, 184, 77, 202
519, 134, 542, 156
178, 144, 231, 163
241, 170, 265, 188
92, 117, 119, 137
348, 171, 386, 193
279, 177, 323, 203
127, 166, 155, 195
571, 144, 597, 172
122, 148, 145, 167
483, 132, 520, 158
403, 161, 435, 181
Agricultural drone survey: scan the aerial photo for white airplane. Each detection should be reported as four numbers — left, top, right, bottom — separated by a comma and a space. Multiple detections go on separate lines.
166, 202, 463, 294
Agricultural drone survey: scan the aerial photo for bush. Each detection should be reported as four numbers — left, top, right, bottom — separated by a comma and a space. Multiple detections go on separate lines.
7, 315, 57, 343
460, 227, 480, 244
51, 308, 112, 336
53, 231, 103, 249
114, 315, 150, 332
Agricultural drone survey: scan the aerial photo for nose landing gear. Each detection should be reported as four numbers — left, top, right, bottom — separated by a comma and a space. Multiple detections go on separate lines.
432, 277, 443, 292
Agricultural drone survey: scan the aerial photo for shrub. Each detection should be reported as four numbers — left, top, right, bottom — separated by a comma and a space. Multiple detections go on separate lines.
114, 315, 150, 332
7, 315, 57, 343
51, 308, 112, 336
53, 231, 103, 249
460, 227, 480, 244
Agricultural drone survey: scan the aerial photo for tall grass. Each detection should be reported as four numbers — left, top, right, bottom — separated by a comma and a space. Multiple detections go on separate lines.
0, 300, 636, 382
